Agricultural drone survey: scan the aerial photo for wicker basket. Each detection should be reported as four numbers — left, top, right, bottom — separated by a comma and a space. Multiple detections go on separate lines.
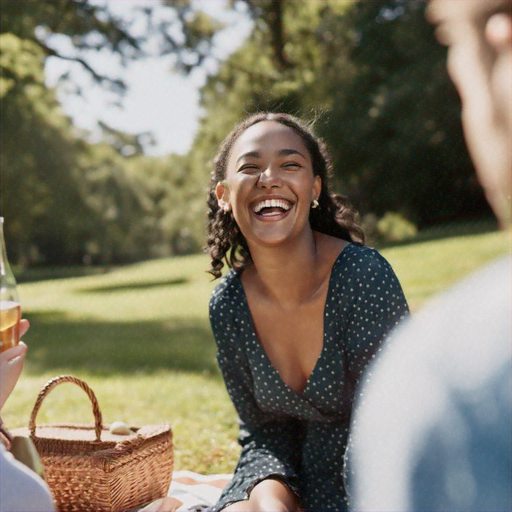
13, 375, 173, 512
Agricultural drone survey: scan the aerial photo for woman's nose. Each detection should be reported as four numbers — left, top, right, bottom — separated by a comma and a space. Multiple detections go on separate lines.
257, 165, 282, 188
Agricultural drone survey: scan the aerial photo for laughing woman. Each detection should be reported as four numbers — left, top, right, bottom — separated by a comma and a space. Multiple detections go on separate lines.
206, 113, 408, 512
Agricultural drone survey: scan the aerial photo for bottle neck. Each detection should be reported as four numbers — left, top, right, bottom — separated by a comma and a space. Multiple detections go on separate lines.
0, 219, 15, 280
1, 220, 7, 275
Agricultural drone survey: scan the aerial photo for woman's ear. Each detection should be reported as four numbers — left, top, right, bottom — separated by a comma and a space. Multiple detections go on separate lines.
215, 181, 231, 212
313, 175, 321, 202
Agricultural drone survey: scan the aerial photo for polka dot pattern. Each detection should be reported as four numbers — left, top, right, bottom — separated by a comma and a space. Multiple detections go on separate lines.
209, 244, 409, 511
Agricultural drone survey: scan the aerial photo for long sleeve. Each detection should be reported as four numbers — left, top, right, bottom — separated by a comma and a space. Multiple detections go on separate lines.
341, 246, 409, 383
209, 276, 301, 511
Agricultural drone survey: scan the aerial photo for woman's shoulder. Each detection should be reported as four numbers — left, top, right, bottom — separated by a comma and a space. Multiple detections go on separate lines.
332, 242, 396, 282
209, 268, 242, 313
209, 269, 247, 346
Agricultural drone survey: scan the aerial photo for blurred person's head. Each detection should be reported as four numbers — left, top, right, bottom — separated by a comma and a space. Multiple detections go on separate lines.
427, 0, 511, 227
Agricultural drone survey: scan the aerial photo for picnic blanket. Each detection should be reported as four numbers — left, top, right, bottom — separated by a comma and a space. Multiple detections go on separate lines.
140, 470, 232, 512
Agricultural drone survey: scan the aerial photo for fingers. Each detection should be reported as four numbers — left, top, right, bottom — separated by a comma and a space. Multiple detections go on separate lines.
0, 342, 27, 363
20, 319, 30, 338
0, 343, 27, 410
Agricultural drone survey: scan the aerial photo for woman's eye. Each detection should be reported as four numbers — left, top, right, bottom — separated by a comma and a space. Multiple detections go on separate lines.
283, 162, 301, 169
238, 164, 259, 173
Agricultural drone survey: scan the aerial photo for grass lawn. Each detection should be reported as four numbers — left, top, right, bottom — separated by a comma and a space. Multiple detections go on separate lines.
3, 227, 510, 474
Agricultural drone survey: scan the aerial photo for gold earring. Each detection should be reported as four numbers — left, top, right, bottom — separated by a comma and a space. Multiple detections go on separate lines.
311, 199, 319, 209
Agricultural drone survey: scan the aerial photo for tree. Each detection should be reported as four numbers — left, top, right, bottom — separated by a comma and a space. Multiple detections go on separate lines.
189, 0, 493, 231
0, 0, 223, 265
318, 0, 492, 227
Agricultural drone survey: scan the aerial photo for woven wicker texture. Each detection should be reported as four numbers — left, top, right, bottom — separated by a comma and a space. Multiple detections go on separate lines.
20, 375, 174, 512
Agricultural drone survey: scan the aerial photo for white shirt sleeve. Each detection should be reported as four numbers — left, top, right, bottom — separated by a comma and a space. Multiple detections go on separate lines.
0, 444, 55, 512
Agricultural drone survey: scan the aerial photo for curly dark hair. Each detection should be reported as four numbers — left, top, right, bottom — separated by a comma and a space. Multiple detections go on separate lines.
205, 112, 364, 279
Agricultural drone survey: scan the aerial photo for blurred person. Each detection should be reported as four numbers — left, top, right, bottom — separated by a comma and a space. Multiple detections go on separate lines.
0, 321, 56, 512
347, 1, 511, 511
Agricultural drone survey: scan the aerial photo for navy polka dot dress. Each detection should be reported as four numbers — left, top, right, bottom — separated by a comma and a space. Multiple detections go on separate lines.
209, 244, 409, 511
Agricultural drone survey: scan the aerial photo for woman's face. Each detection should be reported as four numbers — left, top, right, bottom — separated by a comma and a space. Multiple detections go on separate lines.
217, 120, 321, 248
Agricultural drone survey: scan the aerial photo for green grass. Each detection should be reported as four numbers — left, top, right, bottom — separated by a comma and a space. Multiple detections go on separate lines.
2, 228, 510, 473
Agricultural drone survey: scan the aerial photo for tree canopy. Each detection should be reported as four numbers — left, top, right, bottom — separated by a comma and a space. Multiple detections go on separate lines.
193, 0, 491, 228
1, 0, 494, 267
1, 0, 218, 264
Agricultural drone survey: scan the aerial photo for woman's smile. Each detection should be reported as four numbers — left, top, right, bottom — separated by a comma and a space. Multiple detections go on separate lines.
250, 196, 294, 220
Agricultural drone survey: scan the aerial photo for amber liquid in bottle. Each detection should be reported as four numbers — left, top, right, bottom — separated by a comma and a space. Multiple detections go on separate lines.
0, 217, 20, 352
0, 301, 21, 352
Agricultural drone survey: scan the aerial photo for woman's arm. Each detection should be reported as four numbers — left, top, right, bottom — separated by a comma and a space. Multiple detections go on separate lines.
214, 345, 301, 511
224, 478, 301, 512
343, 248, 409, 381
210, 286, 301, 511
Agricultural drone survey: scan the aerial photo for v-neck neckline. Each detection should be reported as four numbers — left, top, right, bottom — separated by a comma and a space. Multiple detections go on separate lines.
235, 243, 353, 398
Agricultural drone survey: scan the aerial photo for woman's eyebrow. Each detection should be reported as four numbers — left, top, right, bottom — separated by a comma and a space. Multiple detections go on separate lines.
236, 151, 260, 163
277, 149, 306, 158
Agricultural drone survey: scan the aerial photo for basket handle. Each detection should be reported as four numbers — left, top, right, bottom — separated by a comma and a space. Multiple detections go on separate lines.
29, 375, 103, 442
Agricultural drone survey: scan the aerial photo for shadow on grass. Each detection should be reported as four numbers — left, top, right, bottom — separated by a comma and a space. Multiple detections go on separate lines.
23, 311, 220, 377
375, 219, 500, 250
16, 266, 112, 283
79, 278, 188, 293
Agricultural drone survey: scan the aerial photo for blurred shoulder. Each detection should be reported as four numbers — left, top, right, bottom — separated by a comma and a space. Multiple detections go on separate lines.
354, 254, 512, 451
348, 254, 512, 511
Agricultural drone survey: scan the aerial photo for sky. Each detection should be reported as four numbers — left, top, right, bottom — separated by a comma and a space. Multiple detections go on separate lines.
43, 0, 252, 157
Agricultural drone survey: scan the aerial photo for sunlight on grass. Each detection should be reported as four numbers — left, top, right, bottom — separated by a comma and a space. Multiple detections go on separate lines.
381, 229, 510, 311
3, 229, 510, 473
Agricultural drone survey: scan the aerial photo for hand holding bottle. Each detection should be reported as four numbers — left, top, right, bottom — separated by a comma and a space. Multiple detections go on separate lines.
0, 320, 29, 410
0, 217, 21, 353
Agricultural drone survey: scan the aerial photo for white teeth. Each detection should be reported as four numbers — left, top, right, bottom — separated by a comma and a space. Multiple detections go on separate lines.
253, 199, 291, 213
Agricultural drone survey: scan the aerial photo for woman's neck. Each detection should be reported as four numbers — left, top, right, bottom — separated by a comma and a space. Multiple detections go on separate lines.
244, 230, 329, 308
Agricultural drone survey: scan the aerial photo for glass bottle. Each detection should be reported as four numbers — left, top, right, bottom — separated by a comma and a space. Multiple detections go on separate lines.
0, 217, 21, 352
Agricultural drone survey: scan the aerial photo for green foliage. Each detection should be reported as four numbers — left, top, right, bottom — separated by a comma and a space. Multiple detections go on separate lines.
0, 0, 217, 266
191, 0, 494, 232
319, 0, 492, 227
1, 29, 92, 264
0, 0, 499, 267
377, 212, 418, 243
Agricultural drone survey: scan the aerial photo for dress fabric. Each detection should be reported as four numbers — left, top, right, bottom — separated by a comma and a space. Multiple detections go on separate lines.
209, 243, 409, 511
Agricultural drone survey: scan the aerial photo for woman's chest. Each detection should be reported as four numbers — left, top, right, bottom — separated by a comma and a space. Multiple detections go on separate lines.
249, 295, 326, 393
241, 294, 354, 418
244, 308, 353, 418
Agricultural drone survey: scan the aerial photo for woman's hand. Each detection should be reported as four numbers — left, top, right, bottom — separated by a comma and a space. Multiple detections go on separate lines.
224, 478, 301, 511
0, 319, 30, 410
249, 479, 301, 512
